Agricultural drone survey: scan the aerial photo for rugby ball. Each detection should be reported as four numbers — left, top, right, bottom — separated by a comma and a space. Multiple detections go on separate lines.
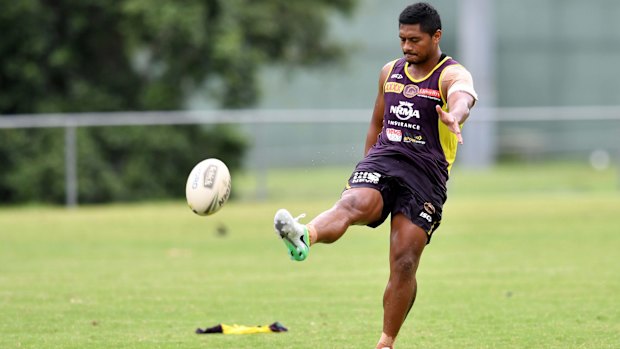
185, 158, 231, 216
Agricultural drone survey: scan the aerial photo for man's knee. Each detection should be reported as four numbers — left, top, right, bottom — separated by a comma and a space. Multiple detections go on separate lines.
390, 252, 418, 278
336, 188, 382, 222
389, 215, 427, 278
335, 194, 364, 215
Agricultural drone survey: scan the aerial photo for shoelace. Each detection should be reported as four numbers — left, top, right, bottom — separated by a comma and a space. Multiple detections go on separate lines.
293, 213, 306, 223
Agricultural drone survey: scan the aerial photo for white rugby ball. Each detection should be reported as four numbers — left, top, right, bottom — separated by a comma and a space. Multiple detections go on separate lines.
185, 158, 231, 216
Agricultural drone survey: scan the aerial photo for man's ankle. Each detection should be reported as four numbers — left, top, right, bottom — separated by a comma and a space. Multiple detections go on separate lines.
307, 223, 318, 245
376, 332, 395, 349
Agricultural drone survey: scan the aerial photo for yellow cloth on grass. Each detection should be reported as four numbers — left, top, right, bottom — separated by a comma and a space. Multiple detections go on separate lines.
221, 324, 273, 335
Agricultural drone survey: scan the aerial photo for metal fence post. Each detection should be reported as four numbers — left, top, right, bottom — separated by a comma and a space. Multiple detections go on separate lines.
65, 125, 78, 207
457, 0, 497, 168
255, 122, 269, 201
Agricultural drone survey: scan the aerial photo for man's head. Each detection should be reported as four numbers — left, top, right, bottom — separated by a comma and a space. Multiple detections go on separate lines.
399, 2, 442, 35
398, 3, 442, 64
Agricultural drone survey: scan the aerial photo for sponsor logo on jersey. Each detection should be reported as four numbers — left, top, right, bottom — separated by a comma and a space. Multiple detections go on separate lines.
390, 101, 420, 121
418, 88, 441, 101
403, 84, 420, 98
387, 119, 420, 130
403, 134, 426, 145
386, 128, 402, 142
390, 73, 403, 80
351, 171, 382, 184
400, 85, 441, 100
384, 82, 405, 94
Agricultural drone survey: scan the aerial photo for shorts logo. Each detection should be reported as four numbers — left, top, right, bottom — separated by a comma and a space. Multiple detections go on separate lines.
384, 82, 404, 94
351, 171, 382, 184
423, 202, 436, 215
419, 211, 432, 222
386, 128, 402, 142
403, 84, 420, 98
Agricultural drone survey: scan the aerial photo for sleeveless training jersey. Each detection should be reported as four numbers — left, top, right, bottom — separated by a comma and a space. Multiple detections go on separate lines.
366, 55, 461, 201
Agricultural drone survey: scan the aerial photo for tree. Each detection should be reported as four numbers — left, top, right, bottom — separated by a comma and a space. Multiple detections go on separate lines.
0, 0, 356, 203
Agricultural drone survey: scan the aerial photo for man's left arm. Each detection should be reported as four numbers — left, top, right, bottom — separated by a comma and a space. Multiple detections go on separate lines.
435, 65, 478, 144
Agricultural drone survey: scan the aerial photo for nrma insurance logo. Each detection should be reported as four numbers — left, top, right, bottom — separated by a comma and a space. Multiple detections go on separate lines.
390, 101, 420, 121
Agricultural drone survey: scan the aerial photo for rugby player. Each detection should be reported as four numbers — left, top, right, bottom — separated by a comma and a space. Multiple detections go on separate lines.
274, 3, 478, 348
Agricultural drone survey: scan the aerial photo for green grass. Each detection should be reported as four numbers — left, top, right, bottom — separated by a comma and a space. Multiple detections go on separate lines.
1, 163, 619, 348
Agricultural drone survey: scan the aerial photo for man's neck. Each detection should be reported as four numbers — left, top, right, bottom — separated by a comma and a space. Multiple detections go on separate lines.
408, 50, 443, 80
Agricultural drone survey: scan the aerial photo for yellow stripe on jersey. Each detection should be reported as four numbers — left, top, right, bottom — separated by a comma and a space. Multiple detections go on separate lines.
382, 59, 399, 92
438, 61, 461, 175
437, 108, 460, 175
404, 56, 451, 83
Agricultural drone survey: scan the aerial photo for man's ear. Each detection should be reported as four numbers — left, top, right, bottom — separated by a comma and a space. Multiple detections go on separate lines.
433, 29, 442, 44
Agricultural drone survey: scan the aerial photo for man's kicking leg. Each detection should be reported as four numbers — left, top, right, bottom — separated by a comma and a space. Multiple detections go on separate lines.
273, 188, 383, 260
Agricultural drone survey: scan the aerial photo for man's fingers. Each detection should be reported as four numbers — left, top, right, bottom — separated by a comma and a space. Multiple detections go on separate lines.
436, 104, 463, 144
435, 105, 443, 116
453, 123, 464, 144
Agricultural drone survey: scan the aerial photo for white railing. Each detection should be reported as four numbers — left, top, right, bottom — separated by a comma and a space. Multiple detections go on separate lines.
2, 107, 619, 206
2, 106, 620, 129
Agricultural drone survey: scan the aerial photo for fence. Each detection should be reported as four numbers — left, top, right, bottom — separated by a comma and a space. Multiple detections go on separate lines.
1, 106, 619, 206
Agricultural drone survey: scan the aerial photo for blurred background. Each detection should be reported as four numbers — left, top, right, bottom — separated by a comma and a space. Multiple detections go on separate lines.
1, 0, 619, 206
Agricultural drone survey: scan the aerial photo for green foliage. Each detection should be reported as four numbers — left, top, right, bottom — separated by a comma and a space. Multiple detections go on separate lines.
0, 0, 355, 112
0, 129, 66, 202
0, 0, 356, 203
77, 125, 247, 203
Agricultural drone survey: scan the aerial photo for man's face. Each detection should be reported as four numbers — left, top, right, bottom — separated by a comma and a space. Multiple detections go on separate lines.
399, 24, 441, 64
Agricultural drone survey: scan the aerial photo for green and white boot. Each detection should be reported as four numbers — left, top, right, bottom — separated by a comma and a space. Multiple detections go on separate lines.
274, 209, 310, 261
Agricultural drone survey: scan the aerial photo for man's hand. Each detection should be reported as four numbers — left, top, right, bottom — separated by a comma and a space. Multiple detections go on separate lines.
435, 105, 463, 144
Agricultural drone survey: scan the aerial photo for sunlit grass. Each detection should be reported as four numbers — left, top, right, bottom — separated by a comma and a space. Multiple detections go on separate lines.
1, 163, 619, 348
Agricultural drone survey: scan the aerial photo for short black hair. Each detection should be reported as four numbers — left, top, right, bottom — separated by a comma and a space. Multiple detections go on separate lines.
399, 3, 442, 36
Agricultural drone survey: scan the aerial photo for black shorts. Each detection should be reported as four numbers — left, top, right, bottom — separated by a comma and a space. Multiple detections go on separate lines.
346, 154, 445, 243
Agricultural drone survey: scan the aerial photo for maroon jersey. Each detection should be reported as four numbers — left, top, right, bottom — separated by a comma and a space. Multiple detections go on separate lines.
366, 55, 461, 200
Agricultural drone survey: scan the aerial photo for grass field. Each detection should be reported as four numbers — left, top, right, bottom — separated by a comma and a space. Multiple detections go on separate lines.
1, 163, 619, 348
